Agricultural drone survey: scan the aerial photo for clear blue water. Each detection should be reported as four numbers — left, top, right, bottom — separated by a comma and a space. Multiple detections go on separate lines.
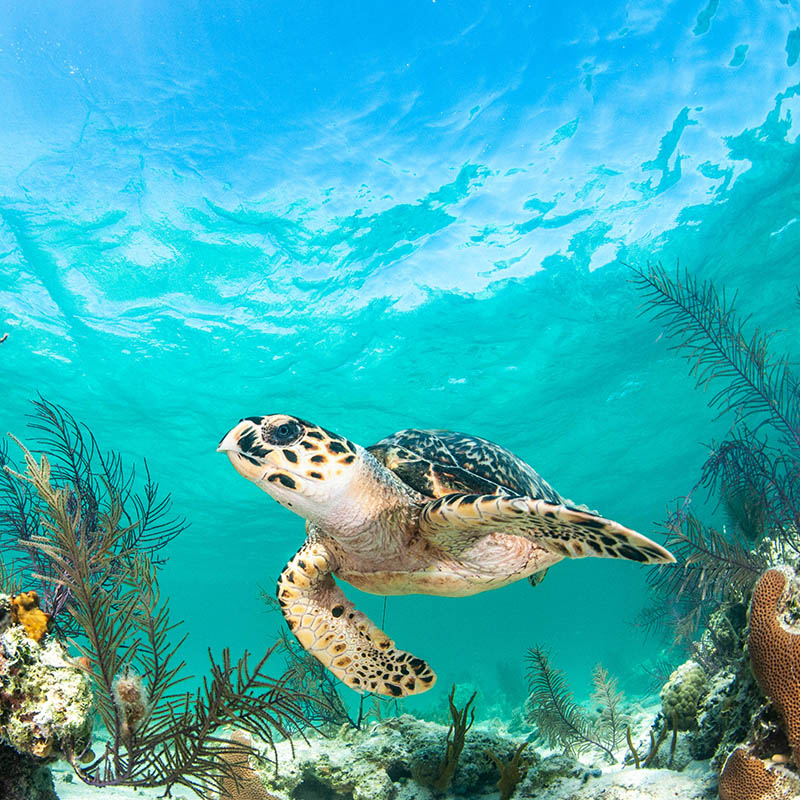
2, 0, 800, 722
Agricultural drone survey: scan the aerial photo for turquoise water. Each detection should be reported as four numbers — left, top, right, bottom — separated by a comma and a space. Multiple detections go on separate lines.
2, 0, 800, 724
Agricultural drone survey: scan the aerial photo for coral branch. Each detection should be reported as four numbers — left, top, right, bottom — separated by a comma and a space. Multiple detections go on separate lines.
432, 685, 476, 794
485, 741, 528, 800
626, 726, 640, 768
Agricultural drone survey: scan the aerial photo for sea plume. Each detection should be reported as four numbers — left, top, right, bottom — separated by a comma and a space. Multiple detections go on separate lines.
630, 264, 800, 647
0, 401, 318, 796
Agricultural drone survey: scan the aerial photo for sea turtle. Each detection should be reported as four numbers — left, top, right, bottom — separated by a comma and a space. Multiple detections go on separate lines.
217, 415, 674, 698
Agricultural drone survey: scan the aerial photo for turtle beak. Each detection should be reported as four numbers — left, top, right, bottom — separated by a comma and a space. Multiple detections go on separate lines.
217, 419, 257, 455
218, 420, 274, 484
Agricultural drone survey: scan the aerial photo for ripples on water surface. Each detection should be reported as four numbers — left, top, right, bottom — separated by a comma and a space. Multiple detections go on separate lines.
2, 0, 800, 707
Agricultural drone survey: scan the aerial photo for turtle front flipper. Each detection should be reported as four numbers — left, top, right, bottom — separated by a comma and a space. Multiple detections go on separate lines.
418, 494, 675, 565
277, 538, 437, 697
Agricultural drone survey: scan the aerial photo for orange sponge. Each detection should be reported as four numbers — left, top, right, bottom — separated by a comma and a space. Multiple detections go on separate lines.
10, 591, 51, 642
748, 568, 800, 765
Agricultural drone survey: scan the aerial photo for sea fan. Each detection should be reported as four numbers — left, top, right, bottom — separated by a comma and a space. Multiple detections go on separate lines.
590, 665, 628, 751
0, 398, 186, 635
2, 423, 315, 796
630, 264, 800, 452
631, 263, 800, 645
525, 647, 617, 763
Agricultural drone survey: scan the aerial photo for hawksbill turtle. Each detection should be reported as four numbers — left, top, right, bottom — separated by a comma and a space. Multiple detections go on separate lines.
218, 415, 674, 698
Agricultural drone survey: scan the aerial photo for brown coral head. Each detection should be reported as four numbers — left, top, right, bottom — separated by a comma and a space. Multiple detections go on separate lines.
10, 590, 51, 642
748, 567, 800, 766
719, 748, 798, 800
218, 730, 273, 800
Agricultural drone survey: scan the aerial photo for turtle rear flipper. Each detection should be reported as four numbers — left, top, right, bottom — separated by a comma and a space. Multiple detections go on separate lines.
418, 494, 675, 565
277, 539, 436, 697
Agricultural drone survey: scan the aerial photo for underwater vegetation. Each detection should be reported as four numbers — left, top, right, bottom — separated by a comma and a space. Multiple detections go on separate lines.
0, 399, 318, 796
632, 263, 800, 649
525, 648, 627, 764
0, 398, 185, 639
629, 265, 800, 797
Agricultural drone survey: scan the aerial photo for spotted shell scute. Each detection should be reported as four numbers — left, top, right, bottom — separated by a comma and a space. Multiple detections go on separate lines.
368, 429, 563, 503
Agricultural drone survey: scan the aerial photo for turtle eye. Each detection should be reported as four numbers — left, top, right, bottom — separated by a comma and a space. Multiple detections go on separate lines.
267, 420, 303, 446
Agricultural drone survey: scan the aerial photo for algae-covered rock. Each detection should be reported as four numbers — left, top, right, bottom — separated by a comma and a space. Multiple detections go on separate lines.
706, 604, 746, 661
689, 653, 774, 767
660, 660, 706, 731
0, 742, 58, 800
516, 752, 582, 796
254, 714, 531, 800
0, 593, 93, 760
516, 761, 716, 799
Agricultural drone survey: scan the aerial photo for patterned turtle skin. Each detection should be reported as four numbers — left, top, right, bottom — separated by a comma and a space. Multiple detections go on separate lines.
218, 414, 674, 699
367, 429, 590, 589
367, 429, 563, 502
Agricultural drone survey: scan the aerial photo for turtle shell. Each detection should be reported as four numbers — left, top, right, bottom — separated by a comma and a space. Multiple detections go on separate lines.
367, 429, 564, 503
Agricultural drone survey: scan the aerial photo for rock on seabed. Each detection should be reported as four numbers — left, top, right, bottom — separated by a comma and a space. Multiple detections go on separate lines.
0, 593, 94, 761
248, 714, 717, 800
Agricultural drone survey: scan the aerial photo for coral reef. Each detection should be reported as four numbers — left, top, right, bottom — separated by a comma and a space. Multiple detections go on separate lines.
660, 660, 706, 730
718, 748, 799, 800
748, 566, 800, 764
689, 665, 763, 764
245, 712, 717, 800
0, 593, 93, 759
0, 742, 58, 800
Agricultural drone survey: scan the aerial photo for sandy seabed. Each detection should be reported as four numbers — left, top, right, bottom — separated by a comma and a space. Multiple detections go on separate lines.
51, 763, 187, 800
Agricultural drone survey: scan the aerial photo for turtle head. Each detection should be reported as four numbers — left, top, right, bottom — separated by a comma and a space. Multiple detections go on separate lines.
217, 414, 363, 524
